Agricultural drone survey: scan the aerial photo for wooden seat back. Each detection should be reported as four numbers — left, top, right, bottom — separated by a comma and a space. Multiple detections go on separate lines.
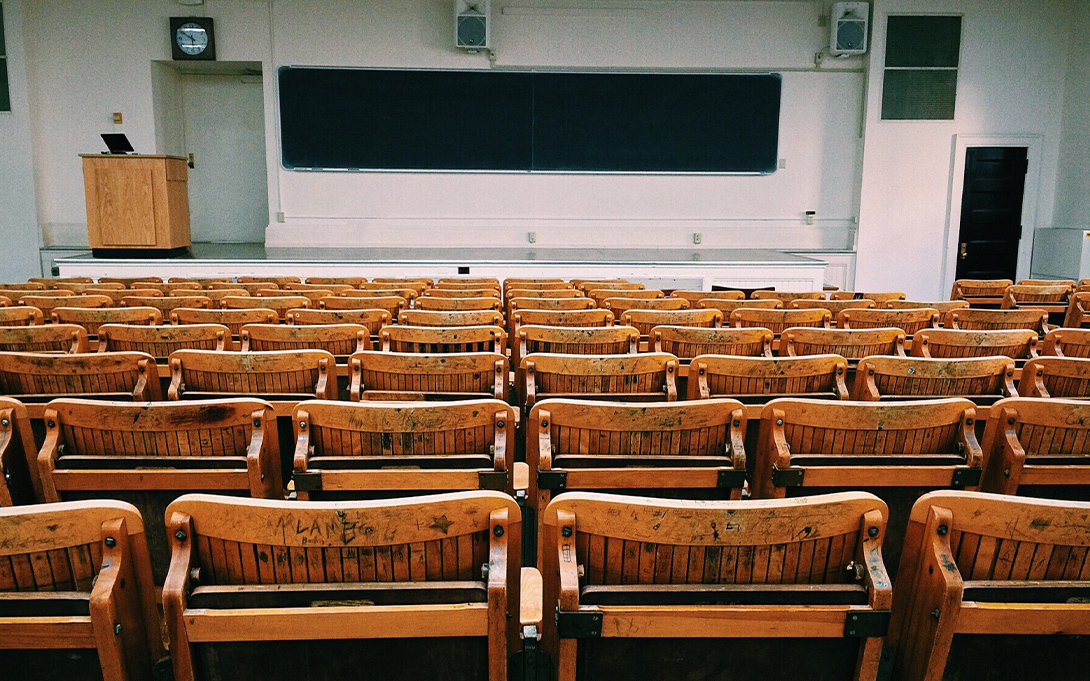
950, 278, 1012, 303
292, 399, 517, 498
23, 294, 112, 315
1042, 327, 1090, 357
944, 307, 1048, 332
540, 492, 890, 680
838, 308, 939, 334
853, 356, 1016, 402
1002, 283, 1072, 310
504, 287, 580, 303
890, 492, 1090, 681
698, 298, 782, 315
0, 282, 45, 291
98, 324, 229, 357
30, 276, 94, 287
437, 277, 500, 288
587, 288, 663, 307
508, 297, 596, 338
399, 309, 504, 328
349, 351, 506, 401
0, 351, 160, 401
237, 275, 301, 285
134, 282, 202, 294
791, 298, 877, 317
1018, 356, 1090, 398
517, 325, 638, 369
573, 280, 642, 293
0, 397, 37, 504
0, 306, 46, 327
124, 296, 212, 316
603, 298, 688, 317
168, 349, 337, 400
208, 280, 277, 294
167, 277, 232, 286
423, 287, 500, 299
89, 288, 164, 305
730, 307, 830, 334
98, 276, 162, 286
5, 289, 75, 305
371, 276, 433, 290
1019, 278, 1076, 286
780, 327, 907, 359
180, 288, 248, 304
0, 499, 163, 676
241, 323, 369, 356
652, 325, 773, 358
306, 276, 368, 287
322, 295, 405, 317
381, 324, 506, 354
224, 295, 309, 320
259, 288, 333, 304
288, 308, 389, 336
519, 352, 678, 412
886, 299, 969, 315
911, 328, 1039, 359
511, 309, 613, 334
687, 354, 849, 401
171, 307, 278, 336
750, 290, 826, 302
416, 296, 503, 312
0, 324, 90, 354
670, 290, 745, 305
829, 291, 906, 302
53, 306, 163, 336
286, 282, 356, 293
621, 309, 721, 336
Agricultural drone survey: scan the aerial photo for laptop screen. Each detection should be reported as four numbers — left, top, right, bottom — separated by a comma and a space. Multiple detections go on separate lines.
101, 133, 135, 154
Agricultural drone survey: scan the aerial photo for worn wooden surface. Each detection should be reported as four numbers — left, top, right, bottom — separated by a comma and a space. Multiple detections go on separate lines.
416, 297, 503, 313
979, 397, 1090, 495
1043, 327, 1090, 357
945, 307, 1049, 333
622, 309, 721, 337
520, 352, 679, 410
0, 307, 45, 327
225, 296, 309, 321
350, 351, 506, 401
0, 351, 159, 401
169, 349, 337, 400
838, 308, 939, 335
53, 307, 162, 337
653, 325, 773, 359
886, 299, 969, 315
383, 325, 506, 355
242, 323, 369, 356
912, 328, 1039, 359
731, 308, 831, 335
400, 309, 504, 328
99, 323, 228, 357
780, 327, 907, 360
1019, 356, 1090, 398
688, 354, 849, 400
791, 298, 877, 315
172, 307, 278, 336
830, 291, 906, 302
853, 356, 1016, 401
0, 324, 90, 354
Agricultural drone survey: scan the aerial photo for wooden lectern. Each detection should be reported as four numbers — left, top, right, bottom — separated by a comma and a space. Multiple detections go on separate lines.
80, 154, 191, 257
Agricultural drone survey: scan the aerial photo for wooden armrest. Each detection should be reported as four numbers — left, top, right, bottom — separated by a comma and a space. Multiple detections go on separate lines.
513, 462, 530, 493
520, 567, 543, 634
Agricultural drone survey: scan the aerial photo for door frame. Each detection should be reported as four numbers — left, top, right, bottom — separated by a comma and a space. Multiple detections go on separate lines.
942, 133, 1043, 295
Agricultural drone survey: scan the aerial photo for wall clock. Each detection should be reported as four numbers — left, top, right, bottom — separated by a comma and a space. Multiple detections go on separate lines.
170, 17, 216, 61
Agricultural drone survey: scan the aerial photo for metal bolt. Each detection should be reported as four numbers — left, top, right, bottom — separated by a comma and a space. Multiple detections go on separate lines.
497, 421, 505, 429
562, 526, 573, 538
733, 420, 740, 427
114, 623, 122, 635
930, 608, 941, 620
1008, 417, 1016, 425
0, 419, 7, 427
493, 526, 504, 537
937, 524, 948, 536
175, 530, 188, 541
541, 420, 549, 428
776, 419, 783, 426
868, 527, 879, 538
253, 418, 261, 427
299, 422, 307, 430
47, 420, 56, 428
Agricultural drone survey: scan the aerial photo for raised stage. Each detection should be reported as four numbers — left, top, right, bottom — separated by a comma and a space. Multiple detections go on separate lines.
55, 245, 828, 291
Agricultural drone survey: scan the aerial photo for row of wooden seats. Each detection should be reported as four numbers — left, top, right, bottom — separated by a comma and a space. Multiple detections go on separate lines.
5, 489, 1090, 680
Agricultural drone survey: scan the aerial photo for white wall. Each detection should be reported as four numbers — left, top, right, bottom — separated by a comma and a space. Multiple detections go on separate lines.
1054, 0, 1090, 231
0, 0, 42, 280
855, 0, 1070, 300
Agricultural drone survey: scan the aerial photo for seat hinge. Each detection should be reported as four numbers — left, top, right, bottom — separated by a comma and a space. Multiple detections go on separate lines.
716, 468, 747, 489
771, 464, 805, 487
292, 471, 323, 491
537, 470, 567, 491
843, 610, 891, 638
950, 467, 982, 488
556, 610, 602, 638
478, 470, 507, 491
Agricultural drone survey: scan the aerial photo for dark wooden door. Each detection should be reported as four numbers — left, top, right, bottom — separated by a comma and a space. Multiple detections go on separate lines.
955, 147, 1029, 280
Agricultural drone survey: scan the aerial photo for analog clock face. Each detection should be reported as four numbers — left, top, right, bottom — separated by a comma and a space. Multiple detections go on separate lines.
176, 22, 209, 56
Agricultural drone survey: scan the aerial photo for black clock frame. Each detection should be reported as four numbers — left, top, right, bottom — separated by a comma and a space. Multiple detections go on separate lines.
170, 17, 216, 61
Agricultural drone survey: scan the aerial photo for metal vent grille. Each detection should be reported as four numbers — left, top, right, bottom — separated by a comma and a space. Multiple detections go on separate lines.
882, 15, 962, 120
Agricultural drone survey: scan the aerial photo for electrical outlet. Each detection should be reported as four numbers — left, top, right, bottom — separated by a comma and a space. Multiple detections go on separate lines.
693, 233, 702, 245
528, 231, 536, 244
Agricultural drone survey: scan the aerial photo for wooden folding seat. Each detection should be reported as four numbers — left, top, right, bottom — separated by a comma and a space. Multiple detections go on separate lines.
135, 281, 202, 294
572, 281, 640, 294
943, 307, 1048, 333
4, 290, 74, 307
622, 309, 721, 337
167, 277, 232, 286
163, 491, 520, 681
791, 298, 877, 317
177, 288, 248, 304
437, 277, 500, 287
670, 290, 745, 305
588, 288, 663, 307
853, 356, 1016, 403
730, 307, 830, 334
371, 275, 434, 287
1042, 327, 1090, 357
540, 492, 891, 681
652, 325, 773, 358
89, 287, 164, 305
517, 326, 637, 371
0, 306, 43, 327
0, 397, 37, 504
0, 351, 161, 401
1062, 291, 1090, 327
508, 298, 595, 337
950, 278, 1012, 306
510, 309, 612, 333
505, 278, 566, 285
239, 323, 368, 356
504, 288, 582, 302
1018, 356, 1090, 398
889, 492, 1090, 681
322, 294, 405, 318
98, 324, 229, 358
258, 287, 332, 304
169, 349, 337, 401
288, 307, 390, 336
416, 296, 504, 312
349, 351, 506, 401
400, 309, 504, 328
752, 398, 981, 573
361, 280, 430, 295
886, 299, 969, 315
1002, 283, 1072, 314
504, 281, 572, 295
292, 399, 517, 499
698, 297, 782, 314
237, 275, 301, 285
53, 306, 163, 336
527, 399, 749, 554
0, 282, 44, 291
603, 298, 689, 318
780, 327, 907, 360
381, 324, 506, 354
1019, 278, 1076, 287
208, 281, 279, 294
38, 399, 282, 580
59, 282, 125, 294
172, 308, 278, 336
0, 500, 164, 679
751, 289, 826, 302
423, 287, 501, 299
829, 291, 906, 302
285, 282, 355, 293
0, 324, 90, 354
29, 276, 94, 287
519, 353, 678, 413
22, 294, 112, 317
125, 295, 212, 316
911, 328, 1039, 359
341, 287, 419, 303
687, 354, 849, 401
838, 307, 939, 335
97, 276, 163, 286
305, 276, 368, 287
223, 295, 309, 321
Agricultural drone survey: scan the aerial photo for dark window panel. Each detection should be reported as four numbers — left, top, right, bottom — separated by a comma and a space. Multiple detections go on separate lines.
885, 15, 962, 68
881, 69, 958, 120
0, 59, 9, 112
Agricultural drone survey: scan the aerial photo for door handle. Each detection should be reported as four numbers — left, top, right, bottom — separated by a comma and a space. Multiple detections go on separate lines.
959, 243, 967, 259
187, 153, 195, 169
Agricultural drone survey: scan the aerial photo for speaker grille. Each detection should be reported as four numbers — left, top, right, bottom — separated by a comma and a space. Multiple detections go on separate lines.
836, 19, 867, 52
457, 15, 487, 47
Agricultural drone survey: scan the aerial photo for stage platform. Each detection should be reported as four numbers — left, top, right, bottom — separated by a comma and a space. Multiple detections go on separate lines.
55, 244, 828, 291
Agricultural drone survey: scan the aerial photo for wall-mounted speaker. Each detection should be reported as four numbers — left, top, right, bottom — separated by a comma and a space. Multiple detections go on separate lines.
455, 0, 490, 51
830, 2, 869, 57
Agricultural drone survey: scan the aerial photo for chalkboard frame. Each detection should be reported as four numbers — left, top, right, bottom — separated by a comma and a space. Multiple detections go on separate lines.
278, 66, 782, 175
